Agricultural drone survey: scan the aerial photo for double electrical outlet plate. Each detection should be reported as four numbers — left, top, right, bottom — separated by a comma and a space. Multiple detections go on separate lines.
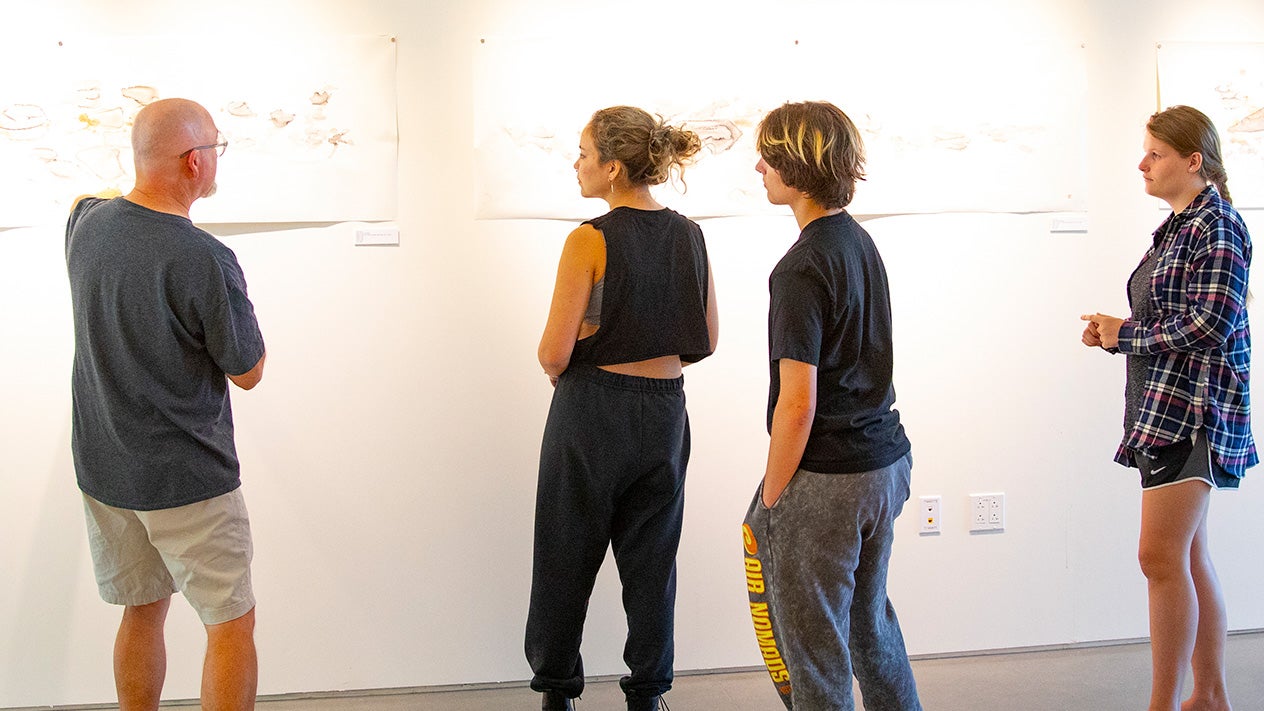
917, 493, 1005, 534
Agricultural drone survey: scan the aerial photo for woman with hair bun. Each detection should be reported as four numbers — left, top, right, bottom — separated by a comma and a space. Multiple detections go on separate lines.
526, 106, 719, 711
1082, 105, 1254, 711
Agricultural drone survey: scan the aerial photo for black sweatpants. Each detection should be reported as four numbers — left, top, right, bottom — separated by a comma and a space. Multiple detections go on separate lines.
526, 364, 689, 701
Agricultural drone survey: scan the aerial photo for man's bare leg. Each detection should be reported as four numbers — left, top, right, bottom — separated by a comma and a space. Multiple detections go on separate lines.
202, 607, 257, 711
115, 597, 172, 711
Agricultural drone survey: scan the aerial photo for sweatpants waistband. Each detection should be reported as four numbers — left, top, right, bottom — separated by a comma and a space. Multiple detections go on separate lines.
564, 363, 684, 393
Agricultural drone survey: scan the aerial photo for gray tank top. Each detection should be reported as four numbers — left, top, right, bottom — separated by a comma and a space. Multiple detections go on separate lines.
1124, 249, 1159, 434
584, 278, 604, 326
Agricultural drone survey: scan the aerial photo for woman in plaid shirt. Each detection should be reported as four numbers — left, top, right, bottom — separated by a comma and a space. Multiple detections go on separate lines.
1082, 105, 1254, 711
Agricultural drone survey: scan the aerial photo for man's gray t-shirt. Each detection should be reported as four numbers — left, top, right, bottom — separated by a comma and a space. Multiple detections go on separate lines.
66, 197, 265, 511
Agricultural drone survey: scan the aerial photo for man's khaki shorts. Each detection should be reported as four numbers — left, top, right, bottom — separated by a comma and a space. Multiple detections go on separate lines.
82, 488, 255, 625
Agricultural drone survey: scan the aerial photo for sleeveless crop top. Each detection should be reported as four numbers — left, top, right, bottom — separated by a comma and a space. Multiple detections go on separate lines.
570, 207, 713, 366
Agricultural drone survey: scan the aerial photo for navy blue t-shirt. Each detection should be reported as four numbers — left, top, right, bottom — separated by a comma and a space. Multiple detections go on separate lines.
66, 197, 265, 510
767, 211, 910, 473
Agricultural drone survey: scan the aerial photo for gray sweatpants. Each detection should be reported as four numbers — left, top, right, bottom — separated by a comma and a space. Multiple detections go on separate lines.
742, 455, 922, 711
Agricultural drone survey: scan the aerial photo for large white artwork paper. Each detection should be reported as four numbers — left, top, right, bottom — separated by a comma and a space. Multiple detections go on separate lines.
474, 36, 1086, 220
1158, 42, 1264, 209
0, 35, 397, 226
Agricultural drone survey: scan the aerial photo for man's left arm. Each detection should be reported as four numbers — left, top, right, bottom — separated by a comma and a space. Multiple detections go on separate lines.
205, 248, 266, 388
228, 352, 266, 390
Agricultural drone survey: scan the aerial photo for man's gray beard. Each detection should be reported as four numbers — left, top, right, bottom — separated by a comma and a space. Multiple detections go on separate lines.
204, 182, 217, 198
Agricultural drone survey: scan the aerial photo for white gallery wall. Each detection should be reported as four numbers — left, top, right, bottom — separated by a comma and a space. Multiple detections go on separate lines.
2, 0, 1264, 706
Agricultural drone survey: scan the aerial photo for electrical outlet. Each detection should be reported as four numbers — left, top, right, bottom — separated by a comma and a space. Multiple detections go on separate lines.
971, 495, 989, 528
969, 493, 1005, 532
918, 495, 941, 534
988, 494, 1005, 528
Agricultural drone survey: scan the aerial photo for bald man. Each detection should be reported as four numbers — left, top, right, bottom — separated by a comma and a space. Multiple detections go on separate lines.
66, 98, 266, 710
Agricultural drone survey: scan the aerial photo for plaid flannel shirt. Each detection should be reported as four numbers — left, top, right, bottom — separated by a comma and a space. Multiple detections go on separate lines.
1115, 186, 1256, 477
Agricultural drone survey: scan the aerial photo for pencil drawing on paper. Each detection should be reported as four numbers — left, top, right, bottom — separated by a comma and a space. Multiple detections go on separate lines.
0, 35, 398, 226
121, 85, 159, 106
474, 37, 1087, 219
269, 109, 295, 127
1229, 106, 1264, 133
2, 82, 363, 191
681, 118, 742, 155
1212, 83, 1264, 141
0, 104, 50, 138
1159, 42, 1264, 207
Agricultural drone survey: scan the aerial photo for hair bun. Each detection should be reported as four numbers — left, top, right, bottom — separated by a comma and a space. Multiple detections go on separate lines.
647, 124, 668, 150
589, 106, 701, 187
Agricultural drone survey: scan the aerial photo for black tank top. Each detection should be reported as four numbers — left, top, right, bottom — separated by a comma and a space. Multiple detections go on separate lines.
570, 207, 713, 366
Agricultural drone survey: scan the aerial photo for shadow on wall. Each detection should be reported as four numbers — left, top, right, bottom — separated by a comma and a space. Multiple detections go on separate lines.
202, 222, 343, 237
2, 415, 84, 700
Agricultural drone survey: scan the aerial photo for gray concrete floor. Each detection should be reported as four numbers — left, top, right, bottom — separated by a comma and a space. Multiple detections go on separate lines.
255, 631, 1264, 711
16, 631, 1264, 710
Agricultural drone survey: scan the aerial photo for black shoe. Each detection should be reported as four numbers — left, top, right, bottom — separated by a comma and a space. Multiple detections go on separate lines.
541, 689, 574, 710
619, 675, 668, 710
626, 694, 668, 711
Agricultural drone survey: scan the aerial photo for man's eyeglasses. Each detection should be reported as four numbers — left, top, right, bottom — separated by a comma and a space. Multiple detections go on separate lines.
178, 132, 228, 158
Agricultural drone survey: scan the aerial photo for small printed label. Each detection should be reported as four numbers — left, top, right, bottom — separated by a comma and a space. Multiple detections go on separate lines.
1049, 217, 1088, 234
355, 228, 400, 245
